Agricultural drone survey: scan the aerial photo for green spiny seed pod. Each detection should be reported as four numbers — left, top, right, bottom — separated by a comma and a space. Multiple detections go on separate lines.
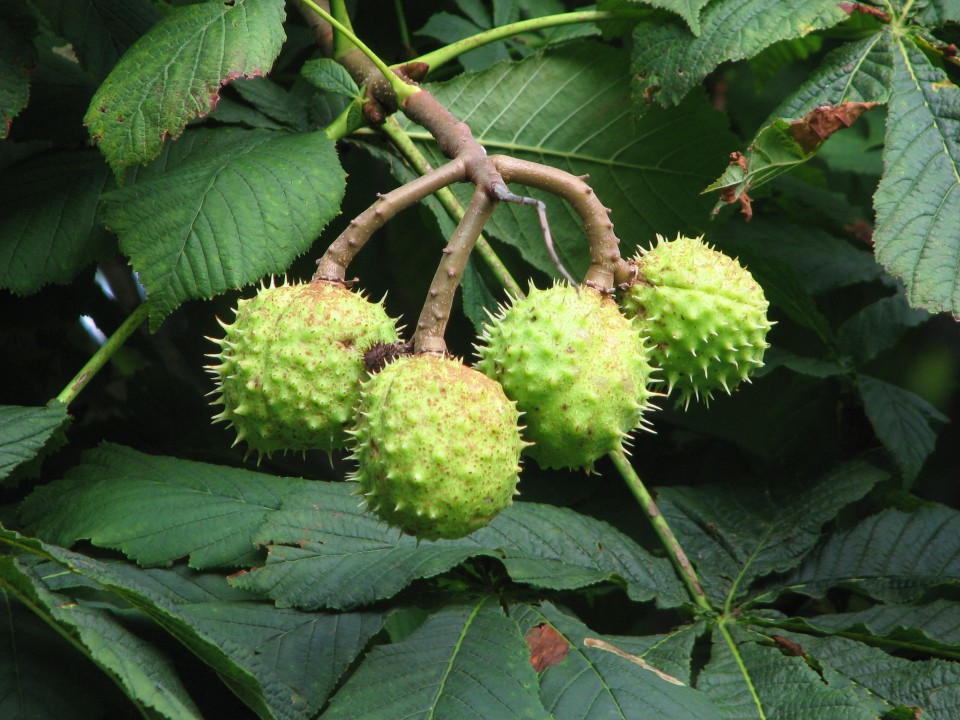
207, 279, 400, 457
476, 284, 657, 471
619, 234, 772, 407
350, 354, 524, 540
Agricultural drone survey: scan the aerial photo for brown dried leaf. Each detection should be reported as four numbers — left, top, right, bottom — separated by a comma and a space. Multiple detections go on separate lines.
526, 624, 570, 672
788, 102, 878, 154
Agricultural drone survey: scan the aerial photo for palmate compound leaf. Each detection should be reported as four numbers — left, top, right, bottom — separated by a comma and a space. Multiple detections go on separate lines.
873, 36, 960, 315
100, 128, 346, 328
1, 528, 385, 720
397, 41, 737, 279
321, 598, 550, 720
0, 402, 68, 481
511, 602, 721, 720
784, 505, 960, 603
655, 459, 887, 606
0, 554, 201, 720
85, 0, 286, 178
19, 442, 302, 569
631, 0, 849, 110
230, 481, 686, 611
0, 149, 115, 295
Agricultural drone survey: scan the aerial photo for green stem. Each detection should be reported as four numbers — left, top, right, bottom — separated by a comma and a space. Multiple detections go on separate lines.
55, 303, 150, 406
380, 119, 524, 299
408, 11, 618, 72
610, 448, 713, 613
300, 0, 419, 102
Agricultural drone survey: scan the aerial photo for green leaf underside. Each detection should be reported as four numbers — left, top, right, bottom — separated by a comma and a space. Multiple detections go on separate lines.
657, 460, 887, 606
874, 37, 960, 315
631, 0, 849, 110
20, 443, 298, 569
787, 505, 960, 603
0, 150, 115, 295
29, 0, 161, 79
2, 528, 384, 720
85, 0, 287, 177
788, 599, 960, 655
233, 480, 685, 610
699, 626, 886, 719
512, 603, 721, 719
100, 128, 346, 327
857, 375, 947, 483
0, 555, 201, 719
322, 599, 550, 720
400, 41, 736, 278
0, 403, 68, 481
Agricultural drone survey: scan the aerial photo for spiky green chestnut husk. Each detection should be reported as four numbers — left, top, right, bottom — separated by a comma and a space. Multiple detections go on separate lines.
620, 234, 771, 407
350, 355, 523, 540
476, 284, 657, 471
207, 279, 400, 457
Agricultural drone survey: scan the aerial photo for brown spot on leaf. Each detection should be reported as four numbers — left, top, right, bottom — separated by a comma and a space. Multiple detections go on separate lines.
772, 634, 806, 657
526, 624, 569, 672
844, 219, 874, 246
788, 102, 878, 154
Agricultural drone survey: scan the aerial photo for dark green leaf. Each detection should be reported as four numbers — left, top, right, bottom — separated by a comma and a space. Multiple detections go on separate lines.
232, 479, 685, 610
85, 0, 287, 177
20, 443, 303, 569
857, 375, 947, 483
913, 0, 960, 25
0, 587, 131, 718
0, 4, 36, 139
788, 505, 960, 602
788, 599, 960, 655
0, 150, 115, 294
791, 634, 960, 720
29, 0, 161, 79
873, 37, 960, 315
617, 0, 712, 34
322, 599, 550, 719
512, 602, 720, 719
300, 58, 360, 98
758, 347, 849, 379
698, 626, 885, 719
838, 294, 931, 364
0, 555, 201, 719
401, 41, 736, 278
632, 0, 848, 110
231, 76, 309, 130
657, 459, 887, 605
100, 128, 345, 327
0, 403, 68, 481
771, 32, 894, 121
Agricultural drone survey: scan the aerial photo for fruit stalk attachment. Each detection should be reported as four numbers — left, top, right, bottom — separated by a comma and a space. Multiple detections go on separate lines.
414, 186, 497, 355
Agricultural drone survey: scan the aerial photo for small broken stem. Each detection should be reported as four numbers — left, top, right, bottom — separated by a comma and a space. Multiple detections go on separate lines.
492, 184, 576, 287
609, 448, 713, 613
413, 187, 497, 355
55, 302, 151, 407
493, 155, 632, 291
314, 159, 468, 281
